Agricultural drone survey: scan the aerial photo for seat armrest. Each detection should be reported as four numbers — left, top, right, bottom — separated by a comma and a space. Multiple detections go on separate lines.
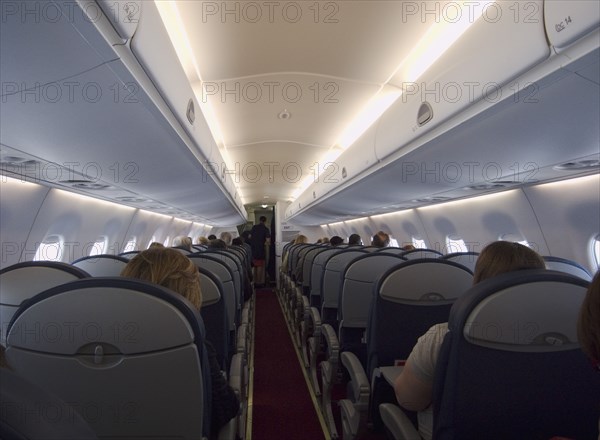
321, 323, 339, 358
379, 403, 421, 440
341, 351, 370, 409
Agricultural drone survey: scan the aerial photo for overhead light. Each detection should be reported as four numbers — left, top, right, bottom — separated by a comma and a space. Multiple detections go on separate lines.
336, 86, 402, 150
261, 204, 268, 209
395, 1, 495, 82
334, 2, 491, 153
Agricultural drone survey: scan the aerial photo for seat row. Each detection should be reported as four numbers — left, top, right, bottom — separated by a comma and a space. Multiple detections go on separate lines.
0, 246, 255, 440
278, 243, 597, 439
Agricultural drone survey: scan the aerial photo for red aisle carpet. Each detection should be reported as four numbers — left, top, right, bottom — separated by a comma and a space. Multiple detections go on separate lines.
251, 288, 326, 440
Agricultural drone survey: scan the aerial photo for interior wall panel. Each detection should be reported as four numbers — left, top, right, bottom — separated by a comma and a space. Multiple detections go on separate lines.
0, 178, 50, 269
524, 174, 600, 273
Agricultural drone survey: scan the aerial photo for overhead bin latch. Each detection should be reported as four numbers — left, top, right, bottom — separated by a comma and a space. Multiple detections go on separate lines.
417, 102, 433, 127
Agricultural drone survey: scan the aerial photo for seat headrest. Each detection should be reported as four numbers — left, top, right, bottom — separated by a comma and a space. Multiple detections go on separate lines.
450, 269, 589, 352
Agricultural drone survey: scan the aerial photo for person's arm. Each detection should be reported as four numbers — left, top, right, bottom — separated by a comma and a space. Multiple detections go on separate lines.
394, 359, 433, 411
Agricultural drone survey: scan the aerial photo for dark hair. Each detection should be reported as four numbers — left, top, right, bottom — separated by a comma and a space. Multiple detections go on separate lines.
208, 239, 227, 249
207, 234, 217, 240
371, 231, 390, 247
578, 271, 600, 363
330, 236, 344, 246
348, 234, 362, 245
259, 216, 267, 223
232, 237, 243, 246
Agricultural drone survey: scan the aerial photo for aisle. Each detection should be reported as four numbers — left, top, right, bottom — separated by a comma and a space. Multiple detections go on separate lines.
249, 287, 328, 440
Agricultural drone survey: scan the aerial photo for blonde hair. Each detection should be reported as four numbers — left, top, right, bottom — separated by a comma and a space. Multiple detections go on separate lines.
578, 271, 600, 362
121, 247, 202, 310
295, 234, 308, 244
196, 236, 209, 245
372, 231, 390, 247
473, 241, 545, 284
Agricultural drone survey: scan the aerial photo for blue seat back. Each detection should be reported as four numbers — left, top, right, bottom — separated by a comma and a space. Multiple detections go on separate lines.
433, 270, 599, 439
442, 252, 480, 272
543, 255, 592, 281
367, 259, 473, 378
5, 277, 209, 438
309, 248, 345, 308
320, 250, 368, 325
0, 261, 89, 345
399, 248, 443, 260
71, 254, 129, 277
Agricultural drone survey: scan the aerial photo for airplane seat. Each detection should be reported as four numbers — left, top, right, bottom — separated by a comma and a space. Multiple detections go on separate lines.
441, 252, 480, 273
0, 261, 89, 346
190, 256, 247, 361
374, 247, 405, 255
117, 250, 140, 260
339, 259, 473, 440
399, 249, 444, 260
319, 252, 406, 438
543, 255, 593, 281
171, 246, 193, 255
197, 267, 231, 371
304, 249, 367, 396
71, 254, 130, 277
429, 269, 599, 439
4, 277, 210, 439
0, 368, 98, 440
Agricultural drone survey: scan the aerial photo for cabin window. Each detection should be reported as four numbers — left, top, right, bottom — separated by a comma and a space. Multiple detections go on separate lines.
592, 235, 600, 270
163, 236, 171, 247
88, 237, 107, 256
147, 236, 157, 248
33, 235, 64, 262
412, 238, 427, 249
389, 237, 399, 247
445, 237, 468, 253
123, 238, 137, 253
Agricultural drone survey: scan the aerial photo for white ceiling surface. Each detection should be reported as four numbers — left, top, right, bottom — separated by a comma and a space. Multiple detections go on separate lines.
176, 1, 429, 204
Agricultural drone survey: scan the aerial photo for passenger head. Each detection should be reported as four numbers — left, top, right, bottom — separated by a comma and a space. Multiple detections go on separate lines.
121, 247, 201, 310
294, 234, 308, 244
207, 234, 217, 240
219, 232, 233, 246
196, 236, 209, 245
232, 237, 244, 246
148, 242, 164, 249
371, 231, 390, 248
472, 241, 545, 284
330, 236, 344, 246
578, 271, 600, 367
172, 236, 193, 251
259, 216, 267, 224
402, 244, 416, 251
208, 239, 227, 249
348, 234, 362, 246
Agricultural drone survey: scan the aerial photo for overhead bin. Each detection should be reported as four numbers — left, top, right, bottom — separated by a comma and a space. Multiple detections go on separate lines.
544, 0, 600, 51
375, 0, 550, 161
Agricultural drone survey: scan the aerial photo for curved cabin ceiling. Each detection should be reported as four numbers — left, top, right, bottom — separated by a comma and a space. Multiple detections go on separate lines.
155, 0, 494, 208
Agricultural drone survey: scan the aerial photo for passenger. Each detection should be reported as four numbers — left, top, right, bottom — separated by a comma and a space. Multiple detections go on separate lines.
578, 270, 600, 369
173, 236, 193, 251
196, 236, 209, 246
120, 248, 240, 435
402, 244, 416, 251
208, 239, 228, 249
207, 234, 217, 240
148, 242, 164, 249
348, 234, 363, 246
577, 271, 600, 433
393, 241, 545, 440
219, 232, 233, 246
240, 231, 253, 264
231, 237, 243, 247
281, 234, 308, 273
371, 231, 390, 247
330, 236, 344, 246
250, 216, 271, 287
